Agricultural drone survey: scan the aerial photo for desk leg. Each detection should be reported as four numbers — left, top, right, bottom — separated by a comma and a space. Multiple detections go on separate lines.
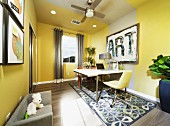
78, 74, 81, 88
96, 75, 99, 102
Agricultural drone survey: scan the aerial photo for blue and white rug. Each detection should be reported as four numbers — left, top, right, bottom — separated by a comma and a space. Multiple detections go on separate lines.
70, 82, 157, 126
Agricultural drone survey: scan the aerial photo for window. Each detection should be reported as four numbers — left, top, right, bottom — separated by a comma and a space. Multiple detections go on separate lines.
62, 35, 78, 63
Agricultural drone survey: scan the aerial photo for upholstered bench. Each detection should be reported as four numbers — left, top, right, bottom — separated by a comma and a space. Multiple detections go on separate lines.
5, 91, 53, 126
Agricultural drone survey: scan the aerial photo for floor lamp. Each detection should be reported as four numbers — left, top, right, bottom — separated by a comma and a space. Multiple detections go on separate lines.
99, 53, 112, 70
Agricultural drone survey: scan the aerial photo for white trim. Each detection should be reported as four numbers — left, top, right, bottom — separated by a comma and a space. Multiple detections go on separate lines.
35, 78, 77, 85
33, 82, 38, 85
127, 88, 160, 103
64, 77, 78, 82
33, 80, 54, 85
54, 79, 64, 83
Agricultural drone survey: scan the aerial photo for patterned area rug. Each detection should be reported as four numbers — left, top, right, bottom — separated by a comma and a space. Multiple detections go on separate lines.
69, 81, 157, 126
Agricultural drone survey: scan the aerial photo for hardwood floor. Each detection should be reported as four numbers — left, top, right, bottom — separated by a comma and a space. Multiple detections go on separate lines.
33, 81, 104, 126
33, 81, 170, 126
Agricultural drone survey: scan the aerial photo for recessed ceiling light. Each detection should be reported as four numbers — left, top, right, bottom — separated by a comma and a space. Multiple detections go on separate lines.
50, 10, 56, 15
93, 25, 97, 28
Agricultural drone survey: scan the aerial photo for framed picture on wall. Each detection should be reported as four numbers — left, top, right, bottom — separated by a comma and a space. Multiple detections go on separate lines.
7, 15, 24, 64
7, 0, 24, 27
0, 3, 4, 64
106, 24, 139, 63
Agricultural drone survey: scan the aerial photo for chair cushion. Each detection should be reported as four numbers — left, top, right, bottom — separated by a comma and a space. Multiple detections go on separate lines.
103, 81, 120, 89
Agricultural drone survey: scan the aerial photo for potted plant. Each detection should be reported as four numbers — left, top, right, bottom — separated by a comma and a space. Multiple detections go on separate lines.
85, 46, 96, 66
83, 62, 91, 69
149, 54, 170, 113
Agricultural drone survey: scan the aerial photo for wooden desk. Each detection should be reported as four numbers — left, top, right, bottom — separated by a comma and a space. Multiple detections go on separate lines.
131, 108, 170, 126
74, 69, 129, 102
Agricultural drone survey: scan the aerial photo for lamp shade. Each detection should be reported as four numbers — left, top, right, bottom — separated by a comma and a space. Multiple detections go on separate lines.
99, 53, 111, 59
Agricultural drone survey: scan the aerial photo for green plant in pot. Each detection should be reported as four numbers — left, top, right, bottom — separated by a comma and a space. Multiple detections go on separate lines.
149, 54, 170, 113
86, 46, 96, 66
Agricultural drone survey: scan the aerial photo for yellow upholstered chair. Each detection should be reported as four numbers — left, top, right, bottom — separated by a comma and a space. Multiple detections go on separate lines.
103, 70, 132, 107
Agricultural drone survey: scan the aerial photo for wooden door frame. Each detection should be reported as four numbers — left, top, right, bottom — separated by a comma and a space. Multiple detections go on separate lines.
29, 23, 37, 93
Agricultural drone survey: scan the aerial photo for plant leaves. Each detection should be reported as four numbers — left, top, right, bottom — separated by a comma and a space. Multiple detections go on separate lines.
164, 60, 170, 67
159, 64, 169, 69
166, 70, 170, 72
153, 72, 162, 76
149, 66, 157, 71
158, 59, 164, 64
157, 55, 163, 60
149, 55, 170, 79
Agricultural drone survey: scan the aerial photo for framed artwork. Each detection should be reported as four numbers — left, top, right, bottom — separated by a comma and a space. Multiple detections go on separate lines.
7, 0, 24, 27
0, 3, 4, 64
106, 24, 139, 63
7, 15, 24, 64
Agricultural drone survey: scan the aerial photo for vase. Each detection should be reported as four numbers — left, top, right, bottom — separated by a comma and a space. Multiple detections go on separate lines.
159, 80, 170, 113
86, 66, 90, 69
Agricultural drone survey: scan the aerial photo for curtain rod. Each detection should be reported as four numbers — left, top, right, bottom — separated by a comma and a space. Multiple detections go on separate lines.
64, 31, 84, 36
54, 28, 84, 35
64, 31, 77, 35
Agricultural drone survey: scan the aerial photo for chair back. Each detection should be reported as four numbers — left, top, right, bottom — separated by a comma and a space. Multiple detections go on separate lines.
118, 70, 132, 89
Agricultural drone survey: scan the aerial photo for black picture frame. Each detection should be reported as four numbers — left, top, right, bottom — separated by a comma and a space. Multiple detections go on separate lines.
106, 24, 139, 63
6, 14, 24, 64
2, 0, 24, 29
0, 2, 6, 65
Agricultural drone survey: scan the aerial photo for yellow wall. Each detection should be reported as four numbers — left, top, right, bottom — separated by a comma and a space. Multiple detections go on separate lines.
37, 22, 90, 82
134, 0, 170, 97
108, 11, 136, 90
0, 0, 37, 125
63, 63, 76, 79
90, 27, 109, 68
90, 0, 170, 98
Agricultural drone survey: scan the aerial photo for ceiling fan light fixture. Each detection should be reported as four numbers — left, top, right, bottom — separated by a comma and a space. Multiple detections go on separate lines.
50, 10, 56, 15
86, 9, 94, 17
93, 25, 97, 28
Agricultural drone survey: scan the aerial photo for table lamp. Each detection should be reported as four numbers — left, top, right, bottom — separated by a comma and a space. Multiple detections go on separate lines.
99, 53, 112, 69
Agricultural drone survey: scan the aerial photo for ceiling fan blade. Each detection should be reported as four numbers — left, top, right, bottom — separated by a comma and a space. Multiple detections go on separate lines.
81, 16, 87, 23
92, 0, 102, 8
94, 11, 105, 18
71, 5, 86, 11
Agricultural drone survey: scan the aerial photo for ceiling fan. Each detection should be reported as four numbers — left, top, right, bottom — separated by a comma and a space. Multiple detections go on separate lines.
71, 0, 105, 23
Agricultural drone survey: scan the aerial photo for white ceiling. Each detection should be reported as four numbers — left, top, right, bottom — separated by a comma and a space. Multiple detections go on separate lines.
33, 0, 147, 34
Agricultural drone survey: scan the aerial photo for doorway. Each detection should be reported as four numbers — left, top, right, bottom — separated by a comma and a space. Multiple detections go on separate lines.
29, 24, 37, 93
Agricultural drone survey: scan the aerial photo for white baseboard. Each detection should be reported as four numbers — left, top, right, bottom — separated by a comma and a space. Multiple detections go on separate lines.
33, 82, 38, 85
127, 88, 160, 103
64, 77, 78, 82
35, 78, 77, 85
34, 80, 55, 85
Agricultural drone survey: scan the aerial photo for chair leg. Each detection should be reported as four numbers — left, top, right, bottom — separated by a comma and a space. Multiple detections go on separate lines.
110, 90, 117, 108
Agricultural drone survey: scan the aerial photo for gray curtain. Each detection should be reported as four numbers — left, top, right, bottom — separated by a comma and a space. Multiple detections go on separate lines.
77, 34, 84, 67
54, 28, 63, 80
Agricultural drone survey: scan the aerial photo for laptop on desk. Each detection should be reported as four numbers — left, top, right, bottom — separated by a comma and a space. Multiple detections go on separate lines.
96, 63, 111, 71
96, 63, 105, 70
